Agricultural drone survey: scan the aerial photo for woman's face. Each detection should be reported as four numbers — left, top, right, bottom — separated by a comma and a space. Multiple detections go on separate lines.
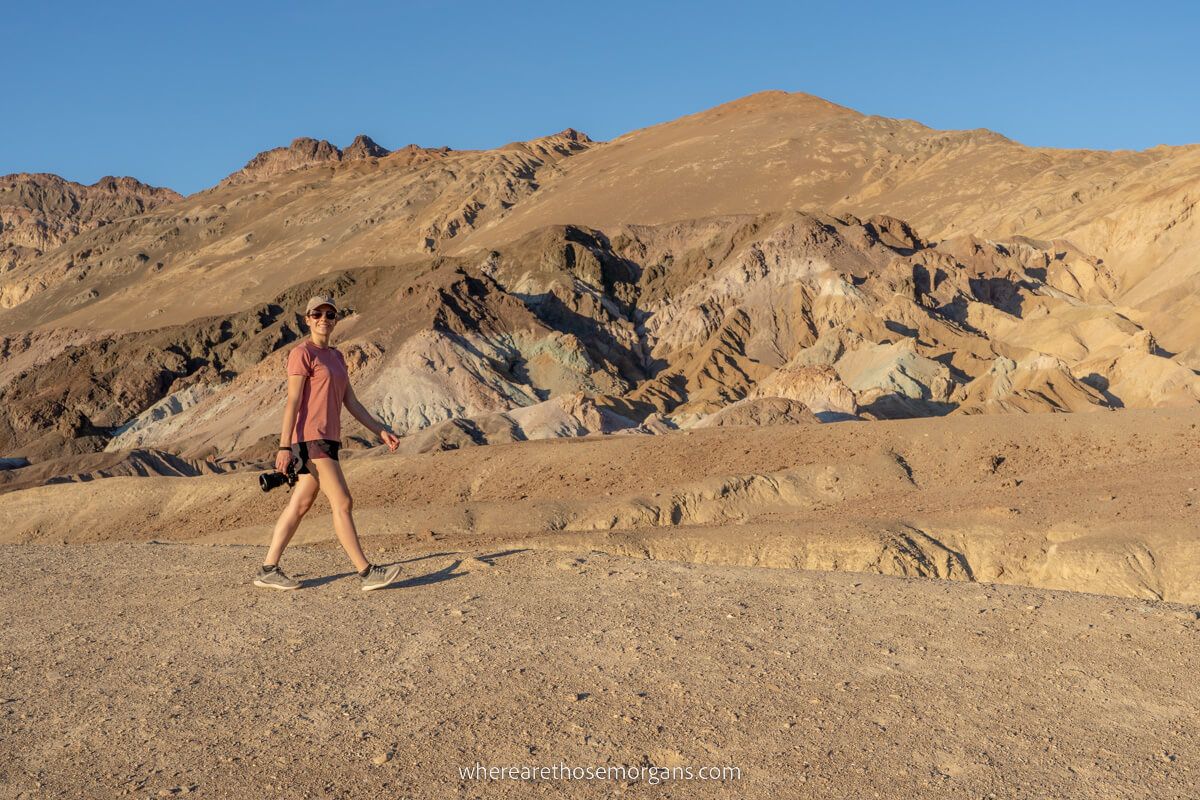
307, 305, 338, 333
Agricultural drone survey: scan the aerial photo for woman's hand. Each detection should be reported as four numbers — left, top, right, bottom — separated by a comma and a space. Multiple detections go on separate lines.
379, 429, 400, 452
275, 449, 294, 473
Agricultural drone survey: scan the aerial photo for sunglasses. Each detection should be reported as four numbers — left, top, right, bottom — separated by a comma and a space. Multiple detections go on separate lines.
307, 311, 338, 321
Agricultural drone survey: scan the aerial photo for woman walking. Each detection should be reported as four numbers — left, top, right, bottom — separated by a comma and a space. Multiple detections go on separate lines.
254, 294, 403, 591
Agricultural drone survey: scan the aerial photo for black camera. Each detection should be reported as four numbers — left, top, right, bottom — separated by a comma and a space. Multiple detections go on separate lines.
260, 460, 298, 492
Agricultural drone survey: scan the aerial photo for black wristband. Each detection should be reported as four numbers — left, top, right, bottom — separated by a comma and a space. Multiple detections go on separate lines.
278, 447, 292, 451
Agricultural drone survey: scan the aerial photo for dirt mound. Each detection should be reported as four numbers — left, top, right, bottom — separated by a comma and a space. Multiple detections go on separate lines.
390, 393, 639, 453
0, 448, 234, 495
745, 367, 858, 419
694, 397, 819, 428
953, 355, 1109, 415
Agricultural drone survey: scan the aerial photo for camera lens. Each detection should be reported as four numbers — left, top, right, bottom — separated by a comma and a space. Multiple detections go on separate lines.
260, 472, 285, 492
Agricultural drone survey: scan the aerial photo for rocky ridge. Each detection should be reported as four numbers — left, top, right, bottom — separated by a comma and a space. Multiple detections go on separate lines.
0, 173, 180, 273
217, 133, 392, 187
0, 130, 595, 325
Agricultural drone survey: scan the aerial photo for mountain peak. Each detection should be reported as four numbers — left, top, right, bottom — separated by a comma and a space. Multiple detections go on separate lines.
505, 128, 597, 160
699, 90, 862, 120
217, 138, 342, 188
344, 134, 390, 160
217, 134, 395, 187
555, 128, 593, 144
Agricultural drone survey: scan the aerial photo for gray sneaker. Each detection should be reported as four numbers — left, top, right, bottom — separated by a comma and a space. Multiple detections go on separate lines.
361, 563, 402, 592
254, 565, 301, 590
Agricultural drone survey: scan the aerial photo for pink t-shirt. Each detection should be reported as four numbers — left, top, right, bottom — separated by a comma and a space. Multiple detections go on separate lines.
287, 340, 349, 442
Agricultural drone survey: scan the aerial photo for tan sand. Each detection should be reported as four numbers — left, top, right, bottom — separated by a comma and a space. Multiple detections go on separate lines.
1, 544, 1196, 799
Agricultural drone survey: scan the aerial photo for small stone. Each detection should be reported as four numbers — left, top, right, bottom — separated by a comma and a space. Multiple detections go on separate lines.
372, 752, 392, 766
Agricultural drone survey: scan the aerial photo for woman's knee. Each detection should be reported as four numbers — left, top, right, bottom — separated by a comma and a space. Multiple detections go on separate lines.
291, 480, 319, 515
296, 493, 316, 515
330, 493, 353, 515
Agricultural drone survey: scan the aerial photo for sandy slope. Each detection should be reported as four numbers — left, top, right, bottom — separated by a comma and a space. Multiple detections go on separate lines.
463, 92, 1200, 356
1, 544, 1197, 799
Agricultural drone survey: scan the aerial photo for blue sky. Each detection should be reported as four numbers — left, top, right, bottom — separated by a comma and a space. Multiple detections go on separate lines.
6, 0, 1198, 194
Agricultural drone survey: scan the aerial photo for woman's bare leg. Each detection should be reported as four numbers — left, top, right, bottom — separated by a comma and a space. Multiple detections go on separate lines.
310, 457, 370, 573
264, 473, 320, 566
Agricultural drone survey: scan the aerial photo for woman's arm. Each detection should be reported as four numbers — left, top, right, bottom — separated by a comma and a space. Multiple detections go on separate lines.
344, 384, 400, 450
280, 375, 306, 446
343, 384, 385, 434
275, 374, 306, 472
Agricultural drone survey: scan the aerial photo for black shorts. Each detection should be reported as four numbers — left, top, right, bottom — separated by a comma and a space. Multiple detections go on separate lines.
290, 439, 340, 475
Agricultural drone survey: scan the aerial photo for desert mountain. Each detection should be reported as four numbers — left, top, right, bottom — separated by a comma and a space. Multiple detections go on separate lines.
0, 173, 180, 273
0, 128, 593, 331
466, 92, 1200, 357
1, 92, 1199, 478
4, 92, 1199, 355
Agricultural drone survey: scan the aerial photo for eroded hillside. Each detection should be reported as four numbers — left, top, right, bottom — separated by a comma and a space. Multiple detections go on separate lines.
4, 208, 1199, 471
2, 91, 1199, 485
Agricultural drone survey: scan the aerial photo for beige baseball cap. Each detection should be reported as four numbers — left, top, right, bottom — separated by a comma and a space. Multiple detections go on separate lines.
304, 294, 339, 315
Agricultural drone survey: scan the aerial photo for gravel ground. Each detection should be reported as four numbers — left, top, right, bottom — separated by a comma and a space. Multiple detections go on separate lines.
1, 543, 1198, 799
